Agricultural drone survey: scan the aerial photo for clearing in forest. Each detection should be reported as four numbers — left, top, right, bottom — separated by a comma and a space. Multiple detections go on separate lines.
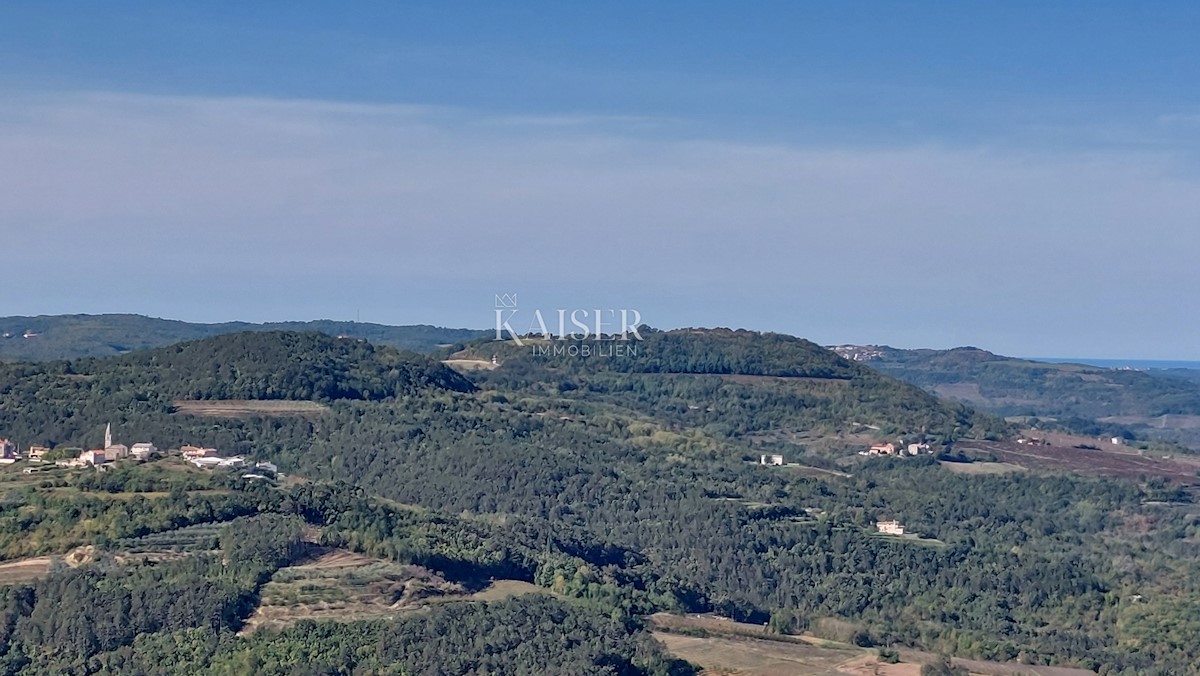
172, 400, 329, 417
240, 547, 545, 634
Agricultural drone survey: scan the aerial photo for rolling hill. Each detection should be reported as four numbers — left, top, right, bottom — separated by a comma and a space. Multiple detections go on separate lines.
2, 329, 1198, 673
834, 344, 1200, 448
0, 313, 488, 361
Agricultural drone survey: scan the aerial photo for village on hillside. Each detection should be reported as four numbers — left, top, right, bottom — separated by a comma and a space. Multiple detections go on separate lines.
0, 424, 278, 479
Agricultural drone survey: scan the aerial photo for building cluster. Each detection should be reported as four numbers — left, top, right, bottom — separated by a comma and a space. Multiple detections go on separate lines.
830, 345, 885, 362
3, 424, 277, 478
48, 424, 159, 468
862, 442, 931, 457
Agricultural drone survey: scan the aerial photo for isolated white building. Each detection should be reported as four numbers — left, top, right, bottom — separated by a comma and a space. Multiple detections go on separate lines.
876, 520, 905, 536
190, 455, 246, 469
907, 443, 931, 456
759, 454, 785, 466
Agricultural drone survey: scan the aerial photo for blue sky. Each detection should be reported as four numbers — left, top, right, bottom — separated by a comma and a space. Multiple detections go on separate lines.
1, 2, 1198, 357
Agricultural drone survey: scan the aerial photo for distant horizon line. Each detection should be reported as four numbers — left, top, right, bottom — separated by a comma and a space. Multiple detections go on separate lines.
3, 312, 1198, 365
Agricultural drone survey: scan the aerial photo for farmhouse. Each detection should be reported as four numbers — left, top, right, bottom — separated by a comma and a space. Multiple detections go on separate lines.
759, 454, 785, 466
190, 455, 246, 469
181, 445, 218, 460
80, 450, 107, 466
130, 443, 158, 460
0, 439, 15, 458
876, 520, 905, 535
27, 447, 49, 462
868, 443, 897, 455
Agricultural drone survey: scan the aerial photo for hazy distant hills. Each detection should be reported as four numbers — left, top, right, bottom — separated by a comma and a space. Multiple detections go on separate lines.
0, 314, 489, 361
835, 344, 1200, 447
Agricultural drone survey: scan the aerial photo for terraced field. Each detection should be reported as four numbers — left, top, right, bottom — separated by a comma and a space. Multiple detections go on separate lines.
240, 547, 546, 633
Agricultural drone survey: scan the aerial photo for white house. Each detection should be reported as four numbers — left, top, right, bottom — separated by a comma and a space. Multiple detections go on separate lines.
181, 445, 218, 460
130, 443, 158, 460
876, 520, 905, 535
759, 454, 785, 466
190, 455, 246, 469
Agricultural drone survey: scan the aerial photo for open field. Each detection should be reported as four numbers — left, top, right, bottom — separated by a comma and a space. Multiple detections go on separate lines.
654, 632, 858, 676
940, 460, 1027, 475
954, 439, 1199, 484
718, 374, 849, 385
0, 557, 54, 585
650, 615, 1095, 676
1100, 414, 1200, 430
442, 358, 499, 372
466, 579, 546, 601
172, 399, 329, 417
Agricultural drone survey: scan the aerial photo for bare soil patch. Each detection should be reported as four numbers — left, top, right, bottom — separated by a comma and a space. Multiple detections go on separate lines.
466, 579, 546, 601
955, 439, 1198, 484
0, 557, 54, 585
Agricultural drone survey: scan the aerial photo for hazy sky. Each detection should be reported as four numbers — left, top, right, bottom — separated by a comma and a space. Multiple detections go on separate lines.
1, 3, 1198, 358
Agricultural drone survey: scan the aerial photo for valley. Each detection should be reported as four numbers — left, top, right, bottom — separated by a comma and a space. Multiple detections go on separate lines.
0, 329, 1197, 674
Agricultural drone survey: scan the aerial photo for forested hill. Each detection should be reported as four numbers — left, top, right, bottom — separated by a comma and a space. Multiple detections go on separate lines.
491, 328, 858, 378
0, 314, 488, 361
453, 328, 1011, 442
101, 331, 477, 400
836, 344, 1200, 446
3, 328, 1200, 672
0, 331, 473, 447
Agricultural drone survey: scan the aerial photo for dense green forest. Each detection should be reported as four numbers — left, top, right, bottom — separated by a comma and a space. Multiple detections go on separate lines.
0, 314, 488, 361
0, 465, 688, 675
0, 331, 1198, 674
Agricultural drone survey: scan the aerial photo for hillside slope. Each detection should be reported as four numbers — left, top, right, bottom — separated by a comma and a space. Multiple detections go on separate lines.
453, 328, 1011, 444
0, 314, 488, 361
835, 344, 1200, 447
0, 331, 472, 447
2, 329, 1197, 673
